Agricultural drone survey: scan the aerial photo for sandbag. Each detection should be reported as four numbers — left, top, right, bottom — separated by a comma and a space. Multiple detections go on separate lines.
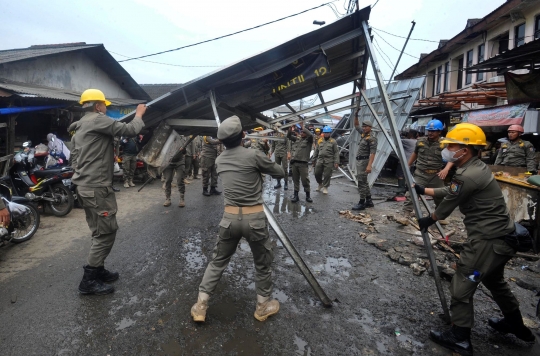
526, 175, 540, 187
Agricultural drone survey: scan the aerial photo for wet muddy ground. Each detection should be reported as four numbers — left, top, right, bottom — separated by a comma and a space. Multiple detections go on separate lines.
0, 172, 539, 355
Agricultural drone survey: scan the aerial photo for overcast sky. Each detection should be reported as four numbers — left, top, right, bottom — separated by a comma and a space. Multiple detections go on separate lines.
3, 0, 505, 110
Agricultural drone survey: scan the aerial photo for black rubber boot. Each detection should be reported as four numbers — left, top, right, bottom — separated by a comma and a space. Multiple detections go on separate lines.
397, 178, 406, 195
305, 191, 313, 203
96, 266, 119, 282
210, 186, 222, 195
364, 196, 374, 208
488, 309, 535, 343
284, 181, 288, 190
203, 187, 211, 196
352, 199, 366, 211
112, 186, 120, 192
429, 325, 473, 356
78, 266, 114, 295
291, 190, 299, 203
274, 179, 282, 189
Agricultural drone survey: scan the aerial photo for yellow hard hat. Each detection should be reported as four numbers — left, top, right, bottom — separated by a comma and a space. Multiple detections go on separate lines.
79, 89, 111, 106
315, 128, 321, 132
253, 127, 264, 131
440, 123, 486, 146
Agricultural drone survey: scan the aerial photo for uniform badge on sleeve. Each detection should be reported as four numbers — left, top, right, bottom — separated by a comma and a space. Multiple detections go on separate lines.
449, 178, 463, 195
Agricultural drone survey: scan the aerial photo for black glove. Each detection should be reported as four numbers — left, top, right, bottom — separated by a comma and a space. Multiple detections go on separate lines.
414, 184, 425, 195
418, 216, 436, 231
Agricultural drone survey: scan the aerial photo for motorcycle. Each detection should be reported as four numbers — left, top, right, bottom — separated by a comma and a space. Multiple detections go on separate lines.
0, 181, 40, 244
115, 156, 150, 182
6, 142, 74, 217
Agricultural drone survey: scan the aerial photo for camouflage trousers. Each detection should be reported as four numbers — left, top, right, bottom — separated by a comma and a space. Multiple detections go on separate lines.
163, 164, 185, 197
201, 157, 218, 188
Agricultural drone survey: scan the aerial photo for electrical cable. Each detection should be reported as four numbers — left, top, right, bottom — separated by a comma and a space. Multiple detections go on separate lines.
372, 42, 392, 75
372, 0, 380, 9
371, 26, 440, 43
109, 50, 223, 68
372, 30, 420, 59
119, 0, 341, 63
373, 37, 396, 69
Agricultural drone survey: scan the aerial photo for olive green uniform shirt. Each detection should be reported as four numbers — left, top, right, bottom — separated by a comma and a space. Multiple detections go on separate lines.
354, 127, 377, 156
249, 139, 270, 155
201, 136, 221, 159
414, 137, 444, 171
69, 112, 144, 187
288, 128, 313, 162
270, 134, 290, 157
494, 139, 536, 171
216, 146, 285, 206
313, 137, 339, 165
433, 157, 514, 240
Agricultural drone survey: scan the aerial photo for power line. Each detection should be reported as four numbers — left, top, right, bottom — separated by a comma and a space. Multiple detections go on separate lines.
119, 1, 341, 63
371, 0, 381, 9
371, 26, 439, 43
109, 50, 223, 68
372, 30, 420, 59
373, 37, 395, 69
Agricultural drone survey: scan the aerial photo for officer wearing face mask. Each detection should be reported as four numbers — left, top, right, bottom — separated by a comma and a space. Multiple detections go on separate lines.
413, 123, 535, 355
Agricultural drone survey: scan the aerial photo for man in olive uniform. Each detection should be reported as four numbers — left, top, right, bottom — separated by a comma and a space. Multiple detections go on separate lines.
415, 123, 535, 355
313, 126, 339, 195
163, 136, 188, 208
352, 114, 377, 211
287, 123, 313, 203
120, 135, 141, 188
191, 116, 284, 323
312, 127, 322, 167
69, 89, 146, 295
407, 119, 453, 210
191, 136, 202, 179
270, 126, 290, 190
201, 136, 222, 196
495, 124, 537, 172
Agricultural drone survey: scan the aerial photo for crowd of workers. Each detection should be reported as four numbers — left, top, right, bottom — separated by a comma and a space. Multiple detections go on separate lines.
58, 88, 537, 355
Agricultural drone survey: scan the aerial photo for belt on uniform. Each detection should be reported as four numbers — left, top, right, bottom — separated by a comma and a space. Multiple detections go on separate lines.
356, 155, 369, 160
423, 169, 440, 174
224, 205, 264, 214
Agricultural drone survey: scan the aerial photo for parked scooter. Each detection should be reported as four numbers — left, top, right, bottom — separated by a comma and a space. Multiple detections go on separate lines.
0, 180, 40, 244
7, 142, 74, 217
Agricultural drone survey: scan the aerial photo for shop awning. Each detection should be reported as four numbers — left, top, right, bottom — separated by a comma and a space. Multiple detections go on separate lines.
462, 103, 529, 127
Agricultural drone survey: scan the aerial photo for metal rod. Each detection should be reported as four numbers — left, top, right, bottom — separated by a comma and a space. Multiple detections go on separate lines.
317, 92, 329, 113
264, 204, 333, 307
419, 195, 447, 240
338, 167, 354, 181
268, 93, 358, 124
280, 104, 357, 129
362, 21, 451, 323
388, 21, 416, 85
209, 90, 221, 127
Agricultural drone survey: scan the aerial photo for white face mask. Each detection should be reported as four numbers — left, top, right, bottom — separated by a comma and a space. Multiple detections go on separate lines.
442, 147, 465, 162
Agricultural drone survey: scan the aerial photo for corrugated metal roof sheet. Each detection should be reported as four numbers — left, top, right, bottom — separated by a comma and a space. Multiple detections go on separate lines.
119, 7, 372, 136
0, 43, 98, 64
140, 84, 182, 100
0, 79, 144, 106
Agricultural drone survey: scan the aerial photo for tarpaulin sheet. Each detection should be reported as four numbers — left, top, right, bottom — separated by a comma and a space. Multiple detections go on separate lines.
505, 71, 540, 105
215, 51, 329, 106
462, 103, 528, 127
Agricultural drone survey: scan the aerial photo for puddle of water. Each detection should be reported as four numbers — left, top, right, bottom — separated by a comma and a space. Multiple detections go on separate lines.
156, 289, 167, 297
128, 295, 139, 305
263, 190, 313, 218
376, 341, 387, 354
396, 333, 424, 349
184, 234, 207, 271
85, 327, 92, 336
116, 317, 136, 331
134, 311, 143, 317
284, 257, 295, 265
160, 339, 183, 356
272, 288, 289, 303
239, 240, 251, 252
294, 335, 312, 356
312, 257, 352, 279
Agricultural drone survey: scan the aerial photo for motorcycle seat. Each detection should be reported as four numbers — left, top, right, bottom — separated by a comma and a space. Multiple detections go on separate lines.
33, 167, 71, 178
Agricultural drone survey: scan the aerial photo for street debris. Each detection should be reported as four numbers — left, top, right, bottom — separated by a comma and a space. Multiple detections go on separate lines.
339, 210, 378, 233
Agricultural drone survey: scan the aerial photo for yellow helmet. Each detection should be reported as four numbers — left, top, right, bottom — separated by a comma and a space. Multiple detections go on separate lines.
79, 89, 111, 106
440, 123, 486, 146
253, 127, 264, 131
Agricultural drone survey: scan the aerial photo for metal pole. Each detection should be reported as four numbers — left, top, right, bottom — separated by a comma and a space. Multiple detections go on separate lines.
362, 21, 451, 323
388, 21, 416, 85
210, 106, 333, 307
209, 90, 221, 127
264, 205, 333, 307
